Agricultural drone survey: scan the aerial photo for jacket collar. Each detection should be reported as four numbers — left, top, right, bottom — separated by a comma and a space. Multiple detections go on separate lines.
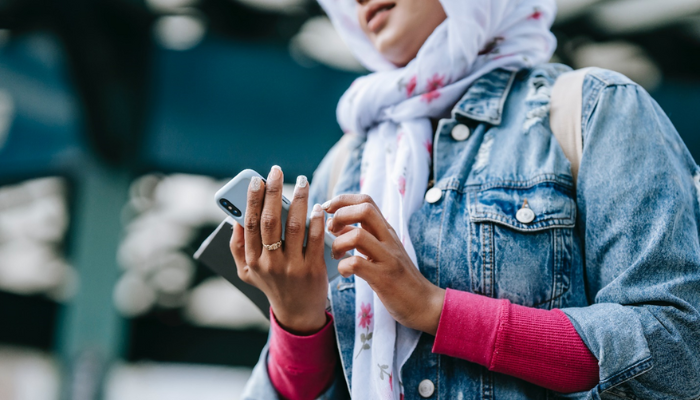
452, 68, 518, 126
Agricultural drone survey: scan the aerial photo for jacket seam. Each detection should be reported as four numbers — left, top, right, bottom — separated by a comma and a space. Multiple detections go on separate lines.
448, 175, 574, 194
598, 356, 653, 393
329, 281, 353, 394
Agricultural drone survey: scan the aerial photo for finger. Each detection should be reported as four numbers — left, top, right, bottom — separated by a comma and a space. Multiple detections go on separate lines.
326, 202, 390, 241
244, 175, 265, 266
230, 222, 246, 268
305, 204, 327, 265
260, 166, 284, 257
231, 223, 257, 286
332, 227, 384, 262
321, 193, 378, 214
338, 255, 373, 280
284, 175, 309, 260
328, 225, 356, 237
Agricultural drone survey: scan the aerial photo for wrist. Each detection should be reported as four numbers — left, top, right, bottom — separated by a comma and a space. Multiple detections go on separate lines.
424, 286, 446, 336
271, 306, 328, 336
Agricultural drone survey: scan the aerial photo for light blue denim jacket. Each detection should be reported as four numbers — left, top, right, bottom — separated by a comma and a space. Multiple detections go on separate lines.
241, 64, 700, 400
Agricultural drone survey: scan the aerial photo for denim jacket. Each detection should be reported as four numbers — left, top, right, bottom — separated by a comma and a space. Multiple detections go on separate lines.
241, 64, 700, 400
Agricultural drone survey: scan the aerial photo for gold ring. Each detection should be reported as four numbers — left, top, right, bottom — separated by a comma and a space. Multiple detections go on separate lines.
262, 240, 282, 251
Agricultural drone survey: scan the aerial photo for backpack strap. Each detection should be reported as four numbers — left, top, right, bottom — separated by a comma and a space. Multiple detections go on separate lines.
549, 68, 592, 188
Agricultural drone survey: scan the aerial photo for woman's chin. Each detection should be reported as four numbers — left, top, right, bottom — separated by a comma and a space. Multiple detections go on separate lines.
374, 36, 417, 67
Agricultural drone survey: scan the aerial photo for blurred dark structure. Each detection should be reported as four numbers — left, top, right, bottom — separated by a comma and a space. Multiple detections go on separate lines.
0, 0, 698, 399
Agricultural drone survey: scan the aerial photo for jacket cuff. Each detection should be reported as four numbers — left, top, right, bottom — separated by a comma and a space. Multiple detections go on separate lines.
269, 308, 337, 373
431, 288, 507, 367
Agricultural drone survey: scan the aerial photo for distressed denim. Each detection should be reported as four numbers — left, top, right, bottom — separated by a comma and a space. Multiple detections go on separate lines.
240, 65, 700, 400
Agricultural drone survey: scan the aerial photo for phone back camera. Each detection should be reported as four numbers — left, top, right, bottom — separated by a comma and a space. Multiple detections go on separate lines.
220, 199, 242, 217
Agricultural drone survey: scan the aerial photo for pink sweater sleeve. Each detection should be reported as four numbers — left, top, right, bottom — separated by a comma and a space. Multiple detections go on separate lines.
432, 289, 600, 393
267, 309, 338, 400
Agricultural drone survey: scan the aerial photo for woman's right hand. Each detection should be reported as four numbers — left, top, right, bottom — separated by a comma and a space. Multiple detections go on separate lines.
229, 166, 329, 335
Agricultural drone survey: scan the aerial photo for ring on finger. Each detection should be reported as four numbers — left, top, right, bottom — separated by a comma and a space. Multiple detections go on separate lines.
262, 240, 283, 251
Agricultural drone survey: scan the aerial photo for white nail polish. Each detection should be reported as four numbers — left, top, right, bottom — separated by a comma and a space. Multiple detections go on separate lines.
321, 201, 331, 210
269, 165, 281, 179
250, 177, 262, 191
311, 204, 324, 217
296, 175, 308, 188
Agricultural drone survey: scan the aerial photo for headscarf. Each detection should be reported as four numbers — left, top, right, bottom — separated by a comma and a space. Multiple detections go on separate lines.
316, 1, 557, 398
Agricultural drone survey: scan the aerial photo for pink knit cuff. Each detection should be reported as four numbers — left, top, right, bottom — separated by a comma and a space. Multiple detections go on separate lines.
432, 288, 508, 367
268, 309, 337, 400
432, 289, 599, 393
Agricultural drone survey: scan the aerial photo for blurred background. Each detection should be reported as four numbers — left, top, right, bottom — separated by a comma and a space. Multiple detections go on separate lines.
0, 0, 697, 398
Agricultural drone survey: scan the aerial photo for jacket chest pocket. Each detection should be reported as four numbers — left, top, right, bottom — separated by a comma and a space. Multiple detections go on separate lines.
467, 180, 576, 309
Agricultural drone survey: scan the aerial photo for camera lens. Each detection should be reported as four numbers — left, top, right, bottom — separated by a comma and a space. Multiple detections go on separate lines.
220, 199, 242, 217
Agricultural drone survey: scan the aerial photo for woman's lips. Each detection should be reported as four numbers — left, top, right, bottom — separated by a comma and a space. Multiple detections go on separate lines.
366, 2, 395, 33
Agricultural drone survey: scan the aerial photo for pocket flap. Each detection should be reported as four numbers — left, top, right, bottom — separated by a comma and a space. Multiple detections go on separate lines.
469, 181, 576, 232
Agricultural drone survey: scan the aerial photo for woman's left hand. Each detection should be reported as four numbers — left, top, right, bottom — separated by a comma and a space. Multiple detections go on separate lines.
323, 194, 446, 335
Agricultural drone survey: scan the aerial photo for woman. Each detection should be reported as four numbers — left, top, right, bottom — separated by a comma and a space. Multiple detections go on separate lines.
231, 0, 700, 399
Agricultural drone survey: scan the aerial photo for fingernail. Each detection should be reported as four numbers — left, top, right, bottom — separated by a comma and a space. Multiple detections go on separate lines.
326, 217, 333, 230
269, 165, 281, 179
311, 204, 323, 217
250, 177, 262, 191
296, 175, 308, 189
321, 200, 331, 210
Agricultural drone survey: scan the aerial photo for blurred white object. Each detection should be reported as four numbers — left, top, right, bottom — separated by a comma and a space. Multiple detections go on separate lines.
572, 40, 662, 91
146, 0, 199, 12
113, 273, 157, 317
128, 174, 162, 213
0, 89, 15, 150
149, 252, 195, 294
290, 17, 366, 72
0, 347, 60, 400
154, 14, 207, 51
118, 217, 194, 273
105, 362, 252, 400
0, 177, 75, 299
185, 277, 270, 330
234, 0, 307, 13
153, 174, 222, 227
0, 241, 72, 295
0, 178, 68, 243
591, 0, 700, 34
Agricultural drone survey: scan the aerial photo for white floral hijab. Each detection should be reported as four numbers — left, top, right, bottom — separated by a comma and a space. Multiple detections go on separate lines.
315, 0, 558, 398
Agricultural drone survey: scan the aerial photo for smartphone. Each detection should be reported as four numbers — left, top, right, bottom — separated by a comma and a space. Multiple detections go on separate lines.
215, 169, 346, 281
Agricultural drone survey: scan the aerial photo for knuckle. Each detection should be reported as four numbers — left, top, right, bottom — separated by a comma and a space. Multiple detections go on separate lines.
244, 214, 259, 232
347, 257, 362, 272
266, 263, 284, 277
293, 189, 308, 202
359, 194, 373, 204
260, 212, 278, 232
286, 218, 304, 236
245, 255, 259, 270
265, 183, 282, 196
359, 202, 373, 216
350, 228, 364, 244
309, 225, 323, 241
248, 195, 262, 209
236, 267, 250, 283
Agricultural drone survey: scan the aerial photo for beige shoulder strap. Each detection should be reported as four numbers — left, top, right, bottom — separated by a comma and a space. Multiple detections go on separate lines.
327, 134, 355, 200
549, 68, 592, 186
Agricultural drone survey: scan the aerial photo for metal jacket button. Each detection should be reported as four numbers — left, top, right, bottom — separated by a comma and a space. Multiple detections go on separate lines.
451, 124, 471, 141
418, 379, 435, 398
516, 199, 536, 224
425, 187, 443, 204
